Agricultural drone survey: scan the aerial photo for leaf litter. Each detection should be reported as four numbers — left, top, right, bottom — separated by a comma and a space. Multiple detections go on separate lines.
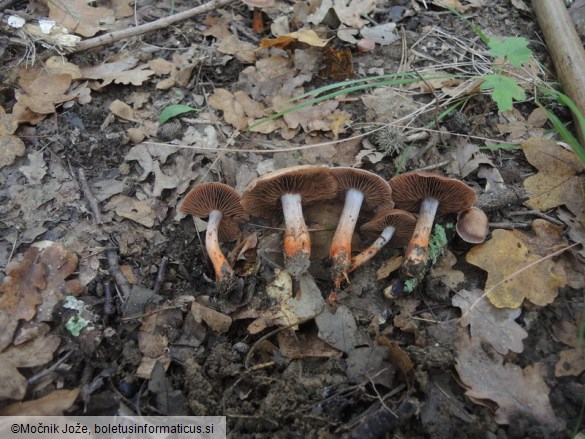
0, 0, 584, 436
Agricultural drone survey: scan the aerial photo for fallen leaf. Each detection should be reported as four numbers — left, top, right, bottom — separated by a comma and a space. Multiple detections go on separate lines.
17, 68, 72, 114
455, 333, 562, 431
0, 107, 25, 168
320, 46, 354, 81
277, 329, 342, 359
208, 88, 274, 132
315, 305, 358, 353
0, 388, 79, 415
18, 151, 47, 185
453, 288, 528, 354
191, 301, 232, 333
309, 0, 378, 28
360, 22, 399, 45
48, 0, 114, 37
555, 348, 585, 377
522, 137, 585, 226
466, 228, 567, 308
105, 195, 155, 227
81, 56, 154, 89
428, 250, 465, 290
346, 346, 395, 385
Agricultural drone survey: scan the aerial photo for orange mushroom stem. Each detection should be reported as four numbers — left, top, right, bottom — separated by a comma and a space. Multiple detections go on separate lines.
348, 224, 396, 273
402, 197, 439, 277
281, 193, 311, 275
330, 188, 364, 288
206, 209, 234, 283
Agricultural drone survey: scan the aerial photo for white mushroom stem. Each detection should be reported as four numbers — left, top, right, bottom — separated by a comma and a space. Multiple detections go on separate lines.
206, 209, 232, 280
348, 225, 396, 273
281, 193, 311, 276
402, 197, 439, 277
330, 189, 365, 285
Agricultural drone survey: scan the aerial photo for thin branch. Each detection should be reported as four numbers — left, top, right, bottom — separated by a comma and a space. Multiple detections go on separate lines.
71, 0, 233, 53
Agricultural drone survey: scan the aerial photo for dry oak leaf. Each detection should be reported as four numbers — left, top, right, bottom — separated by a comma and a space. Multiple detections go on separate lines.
522, 137, 585, 226
552, 322, 585, 377
17, 69, 73, 114
456, 333, 562, 431
0, 107, 25, 168
48, 0, 115, 37
105, 195, 155, 227
209, 88, 279, 133
466, 229, 567, 308
453, 288, 528, 354
0, 388, 79, 415
81, 56, 154, 89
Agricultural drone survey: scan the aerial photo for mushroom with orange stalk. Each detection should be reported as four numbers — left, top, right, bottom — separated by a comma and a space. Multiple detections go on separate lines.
455, 206, 489, 244
328, 168, 394, 287
241, 165, 338, 277
241, 0, 274, 33
181, 182, 248, 293
389, 172, 477, 278
348, 209, 417, 273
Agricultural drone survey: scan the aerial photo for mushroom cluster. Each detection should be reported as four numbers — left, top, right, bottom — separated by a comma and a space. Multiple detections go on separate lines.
180, 167, 489, 296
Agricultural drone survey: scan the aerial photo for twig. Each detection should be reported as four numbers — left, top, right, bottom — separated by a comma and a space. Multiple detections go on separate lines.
507, 209, 565, 226
71, 0, 232, 53
106, 248, 132, 300
78, 168, 103, 225
152, 256, 169, 295
488, 221, 531, 229
412, 160, 451, 172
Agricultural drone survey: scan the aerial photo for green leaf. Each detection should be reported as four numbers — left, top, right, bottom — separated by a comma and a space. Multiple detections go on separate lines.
480, 74, 526, 112
159, 104, 200, 124
487, 37, 532, 67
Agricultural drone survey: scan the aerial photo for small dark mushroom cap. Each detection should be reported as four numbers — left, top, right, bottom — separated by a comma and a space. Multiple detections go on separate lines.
330, 167, 394, 212
456, 207, 489, 244
181, 182, 248, 242
241, 165, 338, 217
389, 172, 477, 215
360, 209, 417, 247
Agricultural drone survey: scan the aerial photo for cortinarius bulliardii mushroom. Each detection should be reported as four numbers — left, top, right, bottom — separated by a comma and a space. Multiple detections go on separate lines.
456, 206, 489, 244
241, 165, 338, 277
329, 168, 393, 287
389, 172, 477, 277
349, 208, 417, 273
181, 182, 248, 293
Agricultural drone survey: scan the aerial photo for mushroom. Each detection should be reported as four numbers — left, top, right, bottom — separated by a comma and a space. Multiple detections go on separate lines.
329, 168, 394, 287
181, 182, 248, 293
455, 206, 489, 244
241, 165, 338, 277
241, 0, 274, 33
389, 172, 477, 277
348, 209, 417, 273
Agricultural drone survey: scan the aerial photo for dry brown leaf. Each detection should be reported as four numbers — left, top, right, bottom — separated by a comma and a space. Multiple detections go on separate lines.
277, 329, 342, 359
0, 107, 25, 168
0, 388, 79, 415
376, 255, 403, 280
522, 137, 585, 226
455, 333, 562, 431
555, 348, 585, 377
429, 250, 464, 290
191, 301, 232, 333
109, 99, 138, 122
466, 228, 567, 308
48, 0, 114, 37
136, 308, 181, 378
216, 35, 257, 64
19, 151, 47, 185
453, 288, 528, 354
209, 88, 278, 132
45, 56, 82, 80
81, 56, 154, 89
105, 195, 155, 227
17, 68, 73, 114
309, 0, 377, 28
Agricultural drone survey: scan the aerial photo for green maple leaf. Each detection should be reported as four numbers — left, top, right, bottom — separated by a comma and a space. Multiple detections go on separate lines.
480, 74, 526, 112
487, 37, 532, 67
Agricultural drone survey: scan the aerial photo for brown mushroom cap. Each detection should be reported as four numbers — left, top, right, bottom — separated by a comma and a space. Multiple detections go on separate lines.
330, 167, 394, 212
456, 207, 489, 243
241, 165, 338, 218
181, 182, 248, 242
360, 209, 417, 247
389, 172, 477, 215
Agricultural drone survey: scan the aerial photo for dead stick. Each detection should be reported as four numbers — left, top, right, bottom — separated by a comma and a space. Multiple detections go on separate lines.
78, 168, 103, 225
533, 0, 585, 146
71, 0, 233, 53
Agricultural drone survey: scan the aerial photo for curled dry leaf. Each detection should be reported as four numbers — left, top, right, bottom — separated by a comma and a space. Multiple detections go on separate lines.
0, 388, 79, 415
453, 288, 528, 355
17, 68, 73, 114
465, 228, 567, 308
522, 137, 585, 226
48, 0, 114, 37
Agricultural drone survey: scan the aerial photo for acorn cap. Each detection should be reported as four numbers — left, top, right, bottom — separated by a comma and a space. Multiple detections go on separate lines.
456, 207, 489, 244
360, 209, 417, 247
241, 165, 338, 218
181, 182, 248, 242
330, 167, 394, 212
389, 171, 477, 215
